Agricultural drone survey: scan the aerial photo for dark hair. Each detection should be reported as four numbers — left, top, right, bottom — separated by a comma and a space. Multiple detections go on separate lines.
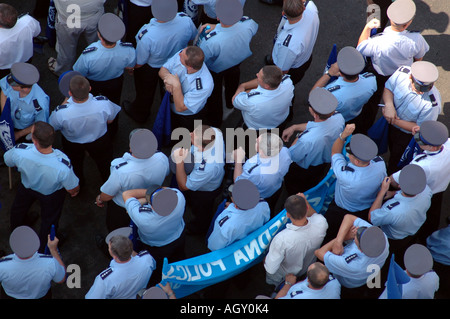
307, 262, 330, 289
262, 65, 283, 89
283, 0, 305, 19
109, 235, 133, 262
311, 108, 334, 120
284, 195, 307, 220
185, 46, 205, 70
69, 75, 90, 101
0, 4, 18, 29
32, 121, 55, 148
340, 71, 359, 81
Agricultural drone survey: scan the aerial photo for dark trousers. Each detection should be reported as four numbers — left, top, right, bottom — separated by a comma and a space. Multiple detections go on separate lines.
184, 187, 222, 236
105, 201, 131, 233
323, 200, 370, 245
288, 55, 313, 87
388, 235, 418, 269
140, 231, 186, 287
416, 192, 444, 243
10, 183, 66, 253
284, 162, 330, 196
125, 1, 153, 46
90, 76, 124, 138
129, 64, 165, 122
204, 65, 241, 128
61, 133, 113, 186
387, 125, 413, 176
171, 106, 209, 134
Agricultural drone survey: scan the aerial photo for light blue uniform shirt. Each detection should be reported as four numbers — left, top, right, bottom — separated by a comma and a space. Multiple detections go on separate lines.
332, 153, 387, 212
272, 1, 319, 71
49, 94, 121, 143
0, 253, 65, 299
125, 189, 186, 247
186, 129, 225, 191
4, 143, 79, 195
85, 251, 156, 299
385, 66, 442, 133
370, 187, 432, 240
73, 41, 136, 81
233, 75, 294, 130
427, 224, 450, 266
207, 200, 270, 251
136, 13, 197, 68
289, 113, 345, 169
236, 147, 292, 199
162, 51, 214, 115
0, 77, 50, 129
198, 17, 258, 73
325, 73, 377, 122
324, 218, 389, 288
279, 275, 341, 299
100, 152, 170, 207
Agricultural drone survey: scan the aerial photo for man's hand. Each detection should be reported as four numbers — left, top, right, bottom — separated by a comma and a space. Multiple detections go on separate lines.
173, 148, 189, 164
232, 147, 246, 164
365, 18, 380, 30
163, 74, 181, 94
382, 104, 398, 124
341, 124, 356, 140
328, 62, 340, 77
282, 125, 296, 143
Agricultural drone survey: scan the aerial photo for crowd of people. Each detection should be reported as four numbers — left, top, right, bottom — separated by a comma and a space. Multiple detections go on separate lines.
0, 0, 448, 300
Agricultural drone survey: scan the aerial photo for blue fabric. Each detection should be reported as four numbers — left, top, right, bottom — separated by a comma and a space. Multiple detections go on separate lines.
368, 116, 389, 155
205, 198, 227, 242
398, 137, 421, 169
46, 0, 56, 48
386, 254, 410, 299
152, 92, 172, 149
0, 98, 16, 152
325, 44, 338, 83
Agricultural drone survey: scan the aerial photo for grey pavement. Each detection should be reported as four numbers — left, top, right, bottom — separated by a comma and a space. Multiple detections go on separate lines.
0, 0, 448, 300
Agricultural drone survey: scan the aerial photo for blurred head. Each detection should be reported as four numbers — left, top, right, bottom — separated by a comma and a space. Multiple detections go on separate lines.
256, 133, 283, 157
192, 124, 216, 150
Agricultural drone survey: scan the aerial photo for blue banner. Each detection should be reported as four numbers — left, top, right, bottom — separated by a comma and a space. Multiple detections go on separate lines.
386, 254, 410, 299
0, 98, 16, 152
152, 91, 172, 149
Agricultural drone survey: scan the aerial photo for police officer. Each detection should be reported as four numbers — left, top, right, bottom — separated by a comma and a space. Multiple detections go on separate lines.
0, 226, 66, 299
390, 120, 450, 243
0, 63, 50, 143
427, 222, 450, 298
383, 61, 441, 175
198, 0, 258, 127
270, 0, 319, 86
0, 4, 41, 78
233, 132, 292, 214
124, 0, 153, 46
96, 129, 170, 232
123, 0, 197, 123
379, 244, 439, 299
73, 13, 136, 137
191, 0, 247, 25
369, 164, 432, 265
356, 0, 429, 131
323, 124, 387, 243
172, 124, 225, 235
85, 232, 156, 299
207, 179, 270, 251
159, 46, 214, 132
233, 65, 294, 132
315, 214, 389, 299
3, 121, 80, 253
49, 73, 121, 186
311, 46, 377, 134
123, 186, 186, 286
283, 87, 345, 195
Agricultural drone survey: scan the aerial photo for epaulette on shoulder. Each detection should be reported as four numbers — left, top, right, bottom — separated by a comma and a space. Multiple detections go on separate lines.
120, 42, 134, 47
247, 91, 261, 98
137, 29, 148, 40
408, 30, 420, 33
59, 158, 72, 169
39, 254, 53, 258
205, 31, 217, 41
14, 143, 28, 150
283, 34, 292, 47
0, 257, 12, 263
345, 253, 358, 263
55, 104, 68, 112
114, 162, 128, 170
327, 85, 340, 92
219, 215, 230, 227
82, 47, 97, 54
341, 165, 355, 172
240, 16, 250, 22
387, 201, 400, 210
139, 206, 152, 213
138, 250, 150, 257
94, 95, 109, 101
362, 72, 375, 78
33, 99, 43, 112
414, 154, 428, 162
398, 66, 411, 74
372, 156, 384, 163
178, 12, 188, 17
281, 74, 291, 82
100, 267, 113, 280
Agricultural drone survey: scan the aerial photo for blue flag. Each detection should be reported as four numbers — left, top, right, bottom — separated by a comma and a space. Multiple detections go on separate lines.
46, 0, 57, 48
325, 44, 338, 83
368, 116, 389, 155
152, 92, 172, 149
386, 254, 410, 299
398, 137, 421, 169
0, 97, 16, 152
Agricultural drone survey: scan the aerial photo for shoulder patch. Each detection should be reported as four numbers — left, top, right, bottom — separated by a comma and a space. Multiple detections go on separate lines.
59, 158, 72, 169
429, 94, 438, 107
345, 253, 358, 263
55, 104, 68, 112
240, 16, 250, 22
114, 162, 128, 170
362, 72, 375, 78
398, 66, 411, 74
195, 78, 203, 90
372, 156, 384, 163
178, 12, 188, 17
94, 95, 109, 101
387, 201, 400, 210
33, 99, 43, 112
137, 29, 148, 40
39, 254, 53, 258
408, 30, 420, 33
139, 206, 153, 213
281, 74, 291, 82
82, 47, 97, 54
14, 143, 28, 149
138, 250, 150, 257
341, 165, 355, 172
327, 85, 341, 92
283, 34, 292, 47
218, 215, 230, 227
0, 257, 12, 263
290, 290, 303, 298
414, 154, 428, 162
247, 163, 260, 174
120, 42, 134, 47
100, 267, 113, 280
247, 91, 261, 98
205, 31, 217, 41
